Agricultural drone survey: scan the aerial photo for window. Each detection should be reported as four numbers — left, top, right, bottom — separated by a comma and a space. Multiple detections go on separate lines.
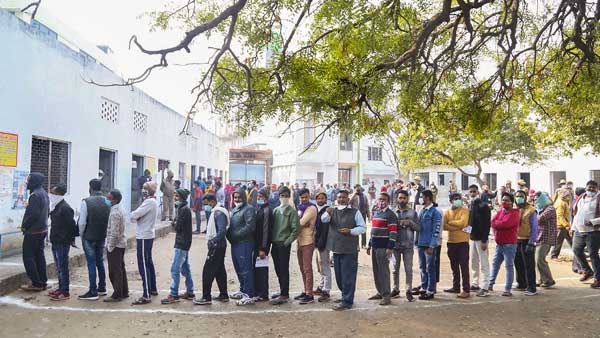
591, 170, 600, 182
368, 147, 382, 161
338, 168, 351, 185
304, 120, 315, 149
461, 174, 469, 191
30, 137, 69, 191
101, 97, 119, 124
483, 173, 497, 191
99, 149, 116, 194
199, 166, 205, 179
549, 171, 566, 195
317, 172, 324, 185
519, 172, 531, 188
133, 111, 148, 133
339, 133, 353, 151
158, 159, 170, 171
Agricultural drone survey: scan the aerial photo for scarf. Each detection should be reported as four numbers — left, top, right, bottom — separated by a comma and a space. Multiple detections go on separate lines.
534, 192, 552, 213
206, 206, 230, 241
297, 202, 316, 218
49, 194, 64, 212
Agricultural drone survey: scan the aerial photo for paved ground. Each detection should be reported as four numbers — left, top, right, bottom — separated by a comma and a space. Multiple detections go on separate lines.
1, 231, 599, 338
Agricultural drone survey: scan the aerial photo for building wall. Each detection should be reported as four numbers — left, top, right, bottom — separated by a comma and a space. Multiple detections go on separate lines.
0, 10, 228, 237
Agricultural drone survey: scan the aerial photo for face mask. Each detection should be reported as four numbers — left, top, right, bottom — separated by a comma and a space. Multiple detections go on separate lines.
502, 202, 512, 210
257, 200, 265, 206
104, 198, 112, 207
515, 197, 525, 205
336, 205, 347, 210
49, 193, 64, 211
142, 190, 149, 199
280, 197, 290, 206
586, 191, 598, 198
175, 201, 182, 208
418, 198, 424, 205
452, 200, 463, 208
377, 201, 387, 210
203, 205, 213, 212
234, 202, 243, 208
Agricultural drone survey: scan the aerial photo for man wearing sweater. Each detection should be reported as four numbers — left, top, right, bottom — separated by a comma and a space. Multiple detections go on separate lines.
367, 192, 398, 305
296, 189, 318, 304
514, 190, 539, 295
467, 185, 491, 297
104, 189, 129, 302
393, 190, 420, 302
162, 188, 194, 304
443, 193, 471, 298
270, 187, 300, 305
489, 192, 520, 296
416, 190, 442, 300
571, 180, 600, 289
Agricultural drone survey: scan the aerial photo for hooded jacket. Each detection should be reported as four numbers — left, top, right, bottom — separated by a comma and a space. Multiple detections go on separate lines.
227, 187, 256, 245
174, 200, 193, 251
22, 172, 49, 235
50, 199, 78, 244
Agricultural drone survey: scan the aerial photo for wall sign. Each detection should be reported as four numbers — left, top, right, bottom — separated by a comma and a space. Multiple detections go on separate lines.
0, 132, 18, 167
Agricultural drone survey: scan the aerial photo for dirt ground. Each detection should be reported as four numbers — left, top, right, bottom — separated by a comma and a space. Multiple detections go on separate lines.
1, 230, 600, 338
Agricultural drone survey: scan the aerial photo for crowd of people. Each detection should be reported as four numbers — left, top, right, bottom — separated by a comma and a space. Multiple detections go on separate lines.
17, 171, 600, 311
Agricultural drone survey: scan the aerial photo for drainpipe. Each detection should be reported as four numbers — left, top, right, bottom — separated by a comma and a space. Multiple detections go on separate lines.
356, 138, 361, 185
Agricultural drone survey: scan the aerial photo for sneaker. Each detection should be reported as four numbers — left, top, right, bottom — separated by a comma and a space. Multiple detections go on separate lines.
332, 303, 352, 311
253, 296, 269, 302
318, 292, 331, 303
294, 293, 307, 300
20, 283, 45, 292
580, 273, 593, 282
313, 288, 323, 296
418, 293, 434, 301
390, 289, 400, 299
591, 280, 600, 289
97, 289, 108, 296
270, 293, 281, 299
48, 289, 60, 297
179, 292, 196, 300
270, 296, 289, 305
410, 287, 422, 295
457, 292, 470, 299
50, 291, 70, 301
379, 298, 391, 306
78, 291, 99, 301
406, 290, 415, 302
161, 294, 180, 304
230, 291, 245, 300
541, 281, 556, 289
443, 288, 460, 294
299, 295, 315, 304
368, 294, 383, 300
469, 285, 480, 292
215, 294, 230, 302
524, 291, 538, 296
236, 295, 255, 306
193, 298, 212, 305
501, 291, 513, 297
476, 289, 489, 297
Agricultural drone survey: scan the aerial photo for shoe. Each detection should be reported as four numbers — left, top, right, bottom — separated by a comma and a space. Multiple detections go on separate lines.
550, 256, 559, 261
253, 296, 269, 302
469, 285, 480, 291
580, 273, 593, 282
193, 298, 212, 305
379, 298, 391, 306
501, 291, 513, 297
390, 289, 401, 299
368, 294, 383, 300
179, 292, 196, 300
270, 296, 289, 305
333, 298, 342, 303
299, 295, 315, 304
535, 282, 542, 287
78, 291, 99, 301
332, 303, 352, 311
103, 296, 124, 302
48, 288, 60, 297
313, 288, 323, 296
161, 294, 180, 304
192, 231, 201, 235
476, 289, 489, 297
541, 281, 556, 289
236, 296, 255, 306
318, 292, 331, 303
514, 286, 526, 291
230, 291, 245, 300
524, 291, 538, 296
50, 291, 70, 301
201, 231, 207, 234
270, 293, 281, 299
97, 289, 108, 296
443, 288, 460, 294
406, 290, 415, 302
488, 286, 494, 292
215, 294, 230, 302
418, 293, 434, 301
294, 293, 307, 300
410, 287, 421, 295
591, 280, 600, 289
150, 291, 159, 296
132, 297, 151, 305
457, 292, 470, 299
20, 283, 45, 292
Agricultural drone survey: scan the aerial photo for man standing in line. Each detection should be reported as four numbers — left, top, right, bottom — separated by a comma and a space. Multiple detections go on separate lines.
296, 189, 318, 304
160, 170, 176, 221
47, 183, 78, 300
270, 187, 300, 305
366, 192, 398, 305
247, 180, 259, 209
192, 181, 204, 234
313, 192, 332, 302
415, 190, 442, 300
131, 182, 160, 305
571, 180, 600, 288
194, 194, 231, 305
78, 178, 111, 300
443, 193, 471, 299
392, 190, 420, 302
551, 190, 573, 260
104, 189, 129, 302
350, 184, 370, 249
321, 190, 366, 311
137, 169, 152, 204
467, 185, 492, 297
513, 190, 538, 296
534, 191, 557, 289
253, 188, 273, 302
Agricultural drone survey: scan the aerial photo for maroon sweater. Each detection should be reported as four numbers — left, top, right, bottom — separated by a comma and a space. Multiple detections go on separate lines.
491, 208, 520, 245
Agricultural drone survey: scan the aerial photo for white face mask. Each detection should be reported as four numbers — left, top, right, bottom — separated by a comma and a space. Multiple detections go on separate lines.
586, 191, 598, 198
234, 202, 243, 208
336, 205, 347, 210
280, 197, 290, 207
418, 198, 424, 205
49, 193, 64, 212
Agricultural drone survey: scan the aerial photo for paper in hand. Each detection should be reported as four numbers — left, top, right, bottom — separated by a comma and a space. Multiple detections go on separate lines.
255, 256, 269, 268
462, 226, 472, 234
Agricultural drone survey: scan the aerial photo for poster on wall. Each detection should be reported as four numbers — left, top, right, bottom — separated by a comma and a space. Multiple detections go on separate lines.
11, 170, 29, 209
0, 132, 18, 167
0, 168, 13, 208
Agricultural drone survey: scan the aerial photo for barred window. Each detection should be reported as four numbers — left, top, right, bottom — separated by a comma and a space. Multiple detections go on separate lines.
367, 146, 382, 161
30, 137, 69, 191
133, 111, 148, 133
340, 133, 353, 151
101, 97, 119, 124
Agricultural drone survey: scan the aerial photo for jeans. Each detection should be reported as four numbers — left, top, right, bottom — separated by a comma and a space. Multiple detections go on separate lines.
23, 233, 47, 288
202, 246, 228, 300
447, 242, 470, 292
536, 243, 554, 284
515, 240, 536, 292
418, 246, 437, 294
470, 240, 490, 290
371, 248, 391, 299
83, 239, 106, 294
231, 241, 254, 297
392, 248, 414, 291
271, 243, 291, 297
170, 248, 194, 296
195, 210, 203, 232
573, 231, 600, 280
136, 239, 157, 298
51, 243, 70, 293
551, 228, 572, 258
107, 247, 128, 299
489, 243, 517, 291
333, 253, 358, 307
317, 249, 332, 292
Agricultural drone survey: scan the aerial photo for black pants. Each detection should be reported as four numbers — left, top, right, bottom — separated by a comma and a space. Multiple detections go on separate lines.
253, 250, 269, 299
107, 247, 129, 299
23, 233, 47, 287
202, 246, 228, 300
271, 243, 291, 297
435, 245, 441, 282
447, 242, 470, 292
515, 240, 537, 292
551, 228, 573, 258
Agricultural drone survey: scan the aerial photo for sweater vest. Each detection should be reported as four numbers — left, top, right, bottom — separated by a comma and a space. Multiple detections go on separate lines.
327, 208, 359, 254
517, 205, 536, 240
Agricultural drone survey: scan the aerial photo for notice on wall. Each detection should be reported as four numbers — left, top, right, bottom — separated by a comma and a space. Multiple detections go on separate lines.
11, 170, 29, 210
0, 168, 13, 205
0, 132, 18, 167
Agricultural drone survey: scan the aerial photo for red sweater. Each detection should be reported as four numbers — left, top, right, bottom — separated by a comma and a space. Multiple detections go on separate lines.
491, 208, 520, 245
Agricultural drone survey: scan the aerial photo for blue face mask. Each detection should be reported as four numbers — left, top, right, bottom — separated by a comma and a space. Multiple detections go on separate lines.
203, 205, 213, 213
257, 200, 265, 206
104, 198, 112, 207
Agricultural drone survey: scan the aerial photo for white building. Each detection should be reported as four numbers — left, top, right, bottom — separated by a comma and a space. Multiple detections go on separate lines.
0, 6, 228, 250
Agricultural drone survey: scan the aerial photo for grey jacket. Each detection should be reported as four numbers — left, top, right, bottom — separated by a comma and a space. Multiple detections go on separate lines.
395, 208, 420, 249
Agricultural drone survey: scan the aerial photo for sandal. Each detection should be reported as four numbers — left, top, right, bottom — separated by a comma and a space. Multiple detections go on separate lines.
132, 297, 151, 305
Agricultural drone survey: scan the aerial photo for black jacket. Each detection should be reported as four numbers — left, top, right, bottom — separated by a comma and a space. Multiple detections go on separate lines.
174, 203, 193, 251
469, 197, 491, 242
227, 187, 256, 245
50, 200, 78, 245
82, 192, 110, 241
314, 205, 330, 251
255, 203, 273, 254
22, 172, 49, 235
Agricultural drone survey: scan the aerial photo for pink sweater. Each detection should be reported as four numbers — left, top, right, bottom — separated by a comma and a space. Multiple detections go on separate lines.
491, 209, 520, 245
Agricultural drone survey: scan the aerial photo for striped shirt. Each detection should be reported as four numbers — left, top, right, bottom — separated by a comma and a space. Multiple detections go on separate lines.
369, 208, 398, 249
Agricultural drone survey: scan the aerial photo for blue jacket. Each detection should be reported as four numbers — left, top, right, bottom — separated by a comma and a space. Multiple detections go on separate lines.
416, 205, 442, 248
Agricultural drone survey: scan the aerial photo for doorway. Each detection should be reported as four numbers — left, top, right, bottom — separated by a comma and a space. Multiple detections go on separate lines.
131, 155, 144, 210
190, 165, 197, 205
549, 171, 566, 195
519, 172, 531, 188
99, 149, 116, 194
